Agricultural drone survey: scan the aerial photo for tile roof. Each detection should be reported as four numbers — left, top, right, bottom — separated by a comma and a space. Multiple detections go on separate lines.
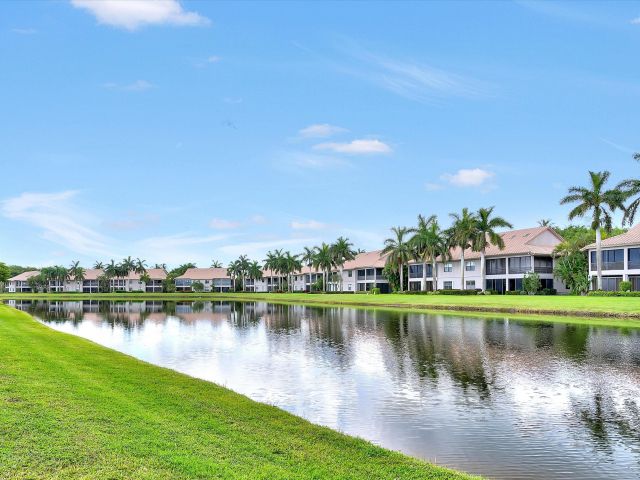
441, 226, 563, 261
342, 250, 389, 269
584, 224, 640, 249
176, 267, 230, 280
8, 270, 41, 282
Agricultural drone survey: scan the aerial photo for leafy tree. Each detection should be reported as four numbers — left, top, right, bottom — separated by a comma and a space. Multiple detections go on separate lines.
191, 281, 204, 293
0, 262, 11, 291
554, 253, 590, 295
446, 208, 478, 290
472, 207, 513, 292
560, 171, 625, 290
382, 226, 412, 292
522, 272, 541, 295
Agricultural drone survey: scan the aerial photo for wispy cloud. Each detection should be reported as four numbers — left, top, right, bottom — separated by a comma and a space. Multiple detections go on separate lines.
299, 123, 348, 138
71, 0, 210, 31
194, 55, 221, 68
290, 220, 329, 230
425, 182, 444, 192
313, 139, 392, 155
441, 168, 495, 188
1, 191, 114, 256
600, 137, 636, 154
102, 80, 154, 92
632, 17, 640, 25
209, 218, 241, 230
277, 151, 352, 170
335, 41, 490, 104
11, 28, 37, 35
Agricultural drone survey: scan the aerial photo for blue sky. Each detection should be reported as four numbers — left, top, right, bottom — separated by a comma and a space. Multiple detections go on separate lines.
1, 0, 639, 268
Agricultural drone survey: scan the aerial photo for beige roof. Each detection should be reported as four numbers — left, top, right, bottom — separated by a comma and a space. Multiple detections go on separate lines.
176, 267, 230, 280
145, 268, 167, 280
584, 224, 640, 250
440, 226, 563, 262
342, 250, 389, 269
79, 268, 103, 280
8, 270, 40, 282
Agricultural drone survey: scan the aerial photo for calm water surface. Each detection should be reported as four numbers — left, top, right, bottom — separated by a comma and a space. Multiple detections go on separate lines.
8, 299, 640, 479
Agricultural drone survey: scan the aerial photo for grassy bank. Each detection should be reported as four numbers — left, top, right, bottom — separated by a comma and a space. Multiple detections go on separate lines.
0, 304, 473, 480
4, 291, 640, 319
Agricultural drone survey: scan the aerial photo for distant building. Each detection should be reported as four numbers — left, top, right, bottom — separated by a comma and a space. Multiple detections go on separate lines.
584, 224, 640, 291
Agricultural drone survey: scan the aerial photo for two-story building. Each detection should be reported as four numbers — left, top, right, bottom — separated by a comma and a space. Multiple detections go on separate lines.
175, 268, 232, 292
409, 226, 566, 293
584, 224, 640, 291
6, 271, 40, 293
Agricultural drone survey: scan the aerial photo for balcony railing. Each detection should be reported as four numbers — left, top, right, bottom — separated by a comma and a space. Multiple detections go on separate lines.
602, 261, 624, 270
509, 266, 532, 274
629, 262, 640, 270
487, 267, 506, 275
534, 266, 553, 273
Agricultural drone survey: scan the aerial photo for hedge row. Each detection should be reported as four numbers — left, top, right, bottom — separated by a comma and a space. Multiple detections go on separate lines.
587, 290, 640, 297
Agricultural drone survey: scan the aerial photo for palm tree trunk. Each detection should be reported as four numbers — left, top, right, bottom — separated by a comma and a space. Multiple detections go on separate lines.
432, 259, 438, 291
421, 261, 427, 291
399, 263, 404, 292
596, 227, 602, 290
481, 249, 486, 292
460, 250, 465, 290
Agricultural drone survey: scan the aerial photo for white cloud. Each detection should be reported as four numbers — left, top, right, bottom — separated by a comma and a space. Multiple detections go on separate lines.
290, 220, 329, 230
299, 124, 348, 138
441, 168, 495, 187
278, 151, 351, 170
313, 139, 392, 155
12, 28, 37, 34
71, 0, 210, 31
1, 191, 114, 256
209, 218, 241, 230
632, 17, 640, 25
425, 182, 444, 191
102, 80, 154, 92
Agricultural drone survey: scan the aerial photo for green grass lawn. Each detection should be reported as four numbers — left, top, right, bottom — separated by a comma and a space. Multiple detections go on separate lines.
0, 304, 474, 480
4, 291, 640, 319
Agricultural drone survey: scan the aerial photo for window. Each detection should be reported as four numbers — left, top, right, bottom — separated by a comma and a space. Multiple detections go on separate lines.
443, 281, 453, 290
591, 249, 624, 270
486, 278, 506, 294
599, 276, 622, 291
465, 261, 475, 272
465, 280, 475, 290
409, 264, 423, 278
487, 258, 506, 275
534, 257, 553, 273
629, 249, 640, 269
348, 270, 352, 277
409, 281, 422, 291
444, 263, 453, 273
508, 256, 531, 274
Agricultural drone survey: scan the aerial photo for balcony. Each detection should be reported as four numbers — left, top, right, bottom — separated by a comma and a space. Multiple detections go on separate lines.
602, 261, 624, 271
534, 266, 553, 273
509, 265, 532, 274
487, 267, 506, 275
629, 262, 640, 270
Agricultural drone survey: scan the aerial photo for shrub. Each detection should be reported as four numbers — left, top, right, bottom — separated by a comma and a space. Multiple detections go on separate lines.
436, 289, 481, 295
191, 281, 204, 293
505, 290, 522, 295
587, 290, 640, 297
370, 287, 381, 295
523, 272, 541, 295
619, 281, 632, 292
541, 288, 557, 296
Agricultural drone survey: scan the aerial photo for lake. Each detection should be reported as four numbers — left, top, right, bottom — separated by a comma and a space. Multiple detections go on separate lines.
8, 299, 640, 479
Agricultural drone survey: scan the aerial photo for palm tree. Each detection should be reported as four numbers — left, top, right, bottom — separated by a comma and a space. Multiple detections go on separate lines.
237, 255, 250, 291
282, 252, 302, 292
93, 261, 104, 270
210, 260, 223, 268
301, 246, 316, 291
560, 171, 625, 290
537, 219, 553, 227
227, 260, 241, 291
472, 207, 513, 292
381, 226, 412, 292
134, 258, 147, 275
154, 263, 167, 270
313, 243, 334, 292
617, 153, 640, 225
247, 261, 263, 289
331, 237, 356, 292
264, 250, 283, 291
446, 208, 478, 290
409, 215, 449, 291
121, 256, 136, 274
68, 260, 85, 291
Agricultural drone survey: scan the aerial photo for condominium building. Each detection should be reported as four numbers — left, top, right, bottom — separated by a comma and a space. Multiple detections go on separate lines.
175, 268, 232, 292
408, 226, 567, 293
584, 224, 640, 291
6, 271, 40, 293
332, 250, 391, 293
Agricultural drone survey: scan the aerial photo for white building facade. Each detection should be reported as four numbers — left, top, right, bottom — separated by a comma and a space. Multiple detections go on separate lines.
585, 224, 640, 291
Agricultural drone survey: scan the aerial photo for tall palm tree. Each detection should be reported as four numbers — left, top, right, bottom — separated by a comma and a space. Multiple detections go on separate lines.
561, 170, 625, 290
282, 252, 302, 292
331, 237, 356, 292
247, 260, 263, 287
263, 250, 282, 290
154, 263, 167, 270
313, 243, 334, 292
617, 153, 640, 225
381, 226, 412, 292
227, 260, 240, 291
409, 214, 437, 291
446, 208, 478, 290
93, 261, 104, 270
301, 246, 316, 291
537, 219, 553, 227
237, 255, 250, 291
134, 258, 147, 275
68, 260, 85, 292
210, 260, 223, 268
121, 256, 136, 274
472, 207, 513, 292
